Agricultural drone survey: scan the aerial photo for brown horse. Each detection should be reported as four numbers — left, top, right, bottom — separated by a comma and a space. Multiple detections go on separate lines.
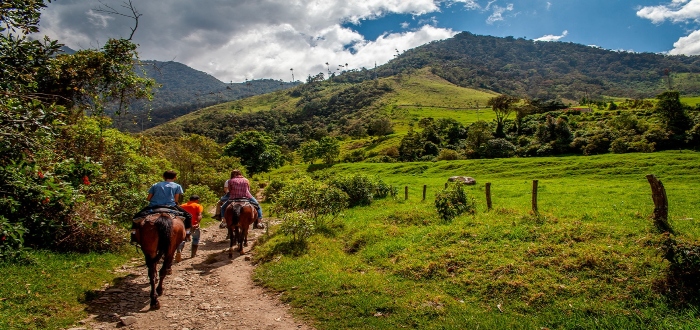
224, 200, 257, 258
134, 212, 186, 309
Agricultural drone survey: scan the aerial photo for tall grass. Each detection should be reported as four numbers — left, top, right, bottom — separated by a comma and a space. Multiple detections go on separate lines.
257, 151, 700, 329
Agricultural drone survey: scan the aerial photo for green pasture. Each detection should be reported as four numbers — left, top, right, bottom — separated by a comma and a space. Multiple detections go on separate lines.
0, 249, 138, 329
257, 151, 700, 329
682, 96, 700, 107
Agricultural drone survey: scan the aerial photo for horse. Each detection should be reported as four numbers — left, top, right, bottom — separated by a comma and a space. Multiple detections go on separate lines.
134, 211, 186, 309
223, 199, 257, 258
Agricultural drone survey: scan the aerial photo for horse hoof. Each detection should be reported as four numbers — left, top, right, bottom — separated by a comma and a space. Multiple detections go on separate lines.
151, 301, 160, 310
243, 242, 248, 247
166, 268, 172, 275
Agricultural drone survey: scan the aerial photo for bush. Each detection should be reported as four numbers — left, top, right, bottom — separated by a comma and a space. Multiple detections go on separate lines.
184, 184, 218, 207
329, 174, 375, 207
436, 149, 461, 160
655, 234, 700, 306
434, 183, 476, 221
0, 216, 26, 260
54, 201, 125, 253
279, 212, 315, 242
263, 180, 286, 202
274, 178, 349, 224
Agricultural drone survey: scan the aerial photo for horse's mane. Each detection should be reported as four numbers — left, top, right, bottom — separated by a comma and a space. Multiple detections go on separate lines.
155, 215, 173, 255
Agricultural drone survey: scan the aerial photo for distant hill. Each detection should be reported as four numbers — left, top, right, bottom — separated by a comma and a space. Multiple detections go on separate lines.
112, 60, 299, 131
336, 32, 700, 101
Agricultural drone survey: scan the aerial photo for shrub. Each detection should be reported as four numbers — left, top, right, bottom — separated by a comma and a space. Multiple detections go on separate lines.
0, 216, 26, 260
273, 178, 349, 224
279, 212, 315, 242
263, 180, 286, 202
54, 201, 125, 253
436, 149, 461, 160
655, 234, 700, 306
184, 184, 218, 207
434, 183, 476, 221
329, 174, 377, 207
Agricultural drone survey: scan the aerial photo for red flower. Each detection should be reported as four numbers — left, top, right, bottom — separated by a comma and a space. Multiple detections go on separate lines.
82, 175, 91, 185
37, 170, 44, 179
1, 235, 6, 241
42, 197, 50, 204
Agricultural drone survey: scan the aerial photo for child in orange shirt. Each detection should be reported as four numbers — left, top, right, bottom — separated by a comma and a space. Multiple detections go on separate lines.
177, 195, 204, 260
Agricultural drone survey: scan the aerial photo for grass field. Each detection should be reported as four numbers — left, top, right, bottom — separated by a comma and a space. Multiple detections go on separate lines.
255, 150, 700, 329
0, 249, 139, 329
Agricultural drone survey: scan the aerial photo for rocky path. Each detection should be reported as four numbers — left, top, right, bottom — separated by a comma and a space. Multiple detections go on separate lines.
72, 222, 313, 330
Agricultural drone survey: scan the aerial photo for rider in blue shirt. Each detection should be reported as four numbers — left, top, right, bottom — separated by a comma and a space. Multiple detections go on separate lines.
131, 170, 192, 244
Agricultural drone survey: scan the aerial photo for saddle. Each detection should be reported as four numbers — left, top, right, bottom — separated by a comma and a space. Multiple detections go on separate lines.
133, 208, 184, 225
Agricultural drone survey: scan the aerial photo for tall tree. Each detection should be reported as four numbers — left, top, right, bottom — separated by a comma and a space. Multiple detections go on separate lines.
487, 94, 519, 137
223, 131, 284, 177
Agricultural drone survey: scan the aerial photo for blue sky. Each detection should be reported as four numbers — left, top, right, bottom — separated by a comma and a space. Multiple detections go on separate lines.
42, 0, 700, 82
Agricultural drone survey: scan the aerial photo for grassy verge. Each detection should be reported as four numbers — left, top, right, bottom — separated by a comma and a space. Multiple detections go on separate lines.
0, 248, 138, 329
256, 151, 700, 329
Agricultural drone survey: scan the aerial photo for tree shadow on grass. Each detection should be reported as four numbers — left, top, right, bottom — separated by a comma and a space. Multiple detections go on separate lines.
306, 163, 334, 173
255, 240, 308, 263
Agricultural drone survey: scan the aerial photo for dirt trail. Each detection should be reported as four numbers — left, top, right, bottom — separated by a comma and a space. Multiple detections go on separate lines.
75, 222, 313, 330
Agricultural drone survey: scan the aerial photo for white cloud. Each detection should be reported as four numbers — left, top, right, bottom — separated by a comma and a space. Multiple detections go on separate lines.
452, 0, 481, 10
401, 22, 410, 28
546, 2, 552, 11
534, 30, 568, 41
40, 0, 460, 82
637, 0, 700, 55
486, 4, 514, 24
669, 29, 700, 54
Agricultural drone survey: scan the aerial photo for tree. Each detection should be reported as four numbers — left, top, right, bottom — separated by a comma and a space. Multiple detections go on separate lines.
223, 131, 283, 177
655, 91, 691, 148
487, 94, 519, 137
0, 0, 156, 256
317, 137, 340, 164
299, 140, 320, 164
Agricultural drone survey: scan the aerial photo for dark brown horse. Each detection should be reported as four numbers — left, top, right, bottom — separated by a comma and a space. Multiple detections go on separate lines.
134, 212, 186, 309
224, 200, 257, 258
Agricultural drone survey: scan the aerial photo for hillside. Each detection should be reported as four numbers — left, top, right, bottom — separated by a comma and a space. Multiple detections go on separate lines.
112, 60, 299, 131
337, 32, 700, 101
145, 68, 496, 146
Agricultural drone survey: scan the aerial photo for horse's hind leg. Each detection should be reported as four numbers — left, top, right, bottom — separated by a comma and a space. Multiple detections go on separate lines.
228, 227, 235, 258
157, 253, 171, 296
146, 259, 160, 309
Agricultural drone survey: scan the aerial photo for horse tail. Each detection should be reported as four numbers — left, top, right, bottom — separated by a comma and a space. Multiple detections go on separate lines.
155, 215, 173, 255
232, 203, 243, 226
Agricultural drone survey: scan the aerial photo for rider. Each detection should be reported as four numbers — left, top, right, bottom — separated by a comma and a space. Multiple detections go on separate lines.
131, 170, 192, 243
177, 195, 203, 260
221, 169, 264, 229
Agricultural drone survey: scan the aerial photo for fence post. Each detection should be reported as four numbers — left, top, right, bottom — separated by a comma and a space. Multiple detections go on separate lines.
646, 174, 673, 233
405, 186, 409, 200
485, 182, 492, 211
531, 180, 538, 213
422, 185, 427, 201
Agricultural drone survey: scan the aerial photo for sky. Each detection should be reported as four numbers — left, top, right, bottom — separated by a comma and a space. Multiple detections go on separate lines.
38, 0, 700, 83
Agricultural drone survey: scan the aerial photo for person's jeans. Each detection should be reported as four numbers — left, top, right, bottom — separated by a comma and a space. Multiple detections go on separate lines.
178, 227, 201, 252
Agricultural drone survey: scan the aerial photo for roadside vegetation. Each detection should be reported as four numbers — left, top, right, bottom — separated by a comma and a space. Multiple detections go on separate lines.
255, 151, 700, 329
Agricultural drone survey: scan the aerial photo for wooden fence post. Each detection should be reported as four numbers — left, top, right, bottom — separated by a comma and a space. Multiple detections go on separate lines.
646, 174, 673, 233
405, 186, 409, 200
531, 180, 539, 213
422, 185, 427, 201
485, 182, 492, 211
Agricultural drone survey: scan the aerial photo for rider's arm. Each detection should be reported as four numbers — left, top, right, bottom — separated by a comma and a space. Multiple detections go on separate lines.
146, 193, 153, 201
174, 193, 181, 205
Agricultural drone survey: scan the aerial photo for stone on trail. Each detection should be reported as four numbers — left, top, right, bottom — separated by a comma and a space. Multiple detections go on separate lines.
119, 316, 137, 326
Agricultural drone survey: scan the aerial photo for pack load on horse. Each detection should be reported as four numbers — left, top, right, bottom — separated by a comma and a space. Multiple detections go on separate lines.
130, 170, 192, 309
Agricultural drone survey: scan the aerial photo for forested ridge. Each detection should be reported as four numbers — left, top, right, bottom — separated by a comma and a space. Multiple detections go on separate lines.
111, 60, 299, 132
336, 32, 700, 100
